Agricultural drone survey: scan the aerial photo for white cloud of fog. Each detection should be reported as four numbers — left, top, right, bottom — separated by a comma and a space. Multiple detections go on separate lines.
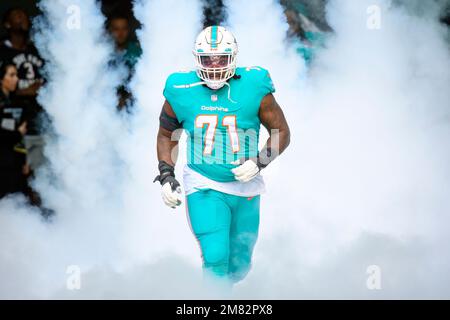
0, 0, 449, 299
225, 0, 450, 298
0, 0, 133, 298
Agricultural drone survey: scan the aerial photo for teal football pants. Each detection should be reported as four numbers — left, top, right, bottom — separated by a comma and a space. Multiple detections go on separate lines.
186, 189, 260, 284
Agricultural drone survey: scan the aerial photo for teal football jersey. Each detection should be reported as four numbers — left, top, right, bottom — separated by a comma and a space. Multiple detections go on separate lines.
163, 66, 275, 182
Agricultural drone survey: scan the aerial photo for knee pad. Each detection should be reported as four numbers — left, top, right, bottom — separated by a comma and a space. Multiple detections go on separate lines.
202, 244, 228, 266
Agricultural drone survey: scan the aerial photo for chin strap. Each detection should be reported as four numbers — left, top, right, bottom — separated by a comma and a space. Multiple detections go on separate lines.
222, 82, 237, 104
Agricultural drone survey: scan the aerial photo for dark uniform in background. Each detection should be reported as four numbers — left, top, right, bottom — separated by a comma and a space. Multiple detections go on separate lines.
0, 39, 46, 171
0, 89, 26, 198
0, 7, 47, 207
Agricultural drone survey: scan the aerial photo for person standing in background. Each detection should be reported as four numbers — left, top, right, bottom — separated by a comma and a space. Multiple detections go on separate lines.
0, 61, 27, 199
106, 14, 142, 111
0, 7, 46, 205
107, 14, 142, 69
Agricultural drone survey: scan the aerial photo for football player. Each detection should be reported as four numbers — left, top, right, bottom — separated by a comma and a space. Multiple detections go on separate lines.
154, 26, 290, 285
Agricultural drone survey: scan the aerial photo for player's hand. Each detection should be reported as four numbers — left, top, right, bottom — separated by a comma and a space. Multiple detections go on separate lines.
161, 177, 182, 208
231, 158, 260, 182
154, 161, 182, 209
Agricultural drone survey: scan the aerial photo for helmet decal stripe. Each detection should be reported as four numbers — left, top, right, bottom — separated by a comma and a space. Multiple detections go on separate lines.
211, 26, 218, 49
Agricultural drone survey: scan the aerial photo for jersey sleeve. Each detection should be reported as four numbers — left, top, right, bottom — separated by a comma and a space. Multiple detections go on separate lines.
251, 67, 275, 107
259, 68, 276, 96
162, 73, 184, 123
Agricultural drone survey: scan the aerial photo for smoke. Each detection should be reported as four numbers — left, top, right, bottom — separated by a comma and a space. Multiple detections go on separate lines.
0, 0, 134, 298
225, 0, 450, 298
0, 0, 449, 299
0, 0, 204, 299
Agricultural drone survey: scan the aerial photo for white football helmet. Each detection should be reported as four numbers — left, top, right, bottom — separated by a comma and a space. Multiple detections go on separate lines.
193, 26, 238, 90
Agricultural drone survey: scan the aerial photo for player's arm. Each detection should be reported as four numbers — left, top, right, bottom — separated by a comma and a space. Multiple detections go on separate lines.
232, 93, 290, 182
157, 100, 180, 166
154, 100, 183, 209
258, 93, 291, 165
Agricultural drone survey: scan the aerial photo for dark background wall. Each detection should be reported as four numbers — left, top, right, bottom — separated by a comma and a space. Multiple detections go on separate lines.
0, 0, 40, 19
0, 0, 137, 40
0, 0, 225, 43
0, 0, 448, 41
